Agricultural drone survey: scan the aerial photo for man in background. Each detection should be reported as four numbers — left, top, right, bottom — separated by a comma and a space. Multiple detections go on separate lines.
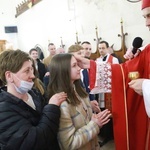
81, 41, 92, 59
56, 47, 65, 54
43, 43, 56, 87
81, 41, 95, 100
95, 41, 119, 146
43, 43, 56, 70
96, 41, 119, 64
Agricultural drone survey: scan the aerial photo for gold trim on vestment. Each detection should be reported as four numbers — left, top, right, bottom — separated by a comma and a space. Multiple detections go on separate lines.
120, 65, 130, 150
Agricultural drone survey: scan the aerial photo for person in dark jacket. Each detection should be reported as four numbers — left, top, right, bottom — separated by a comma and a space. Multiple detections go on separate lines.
29, 48, 47, 82
0, 49, 67, 150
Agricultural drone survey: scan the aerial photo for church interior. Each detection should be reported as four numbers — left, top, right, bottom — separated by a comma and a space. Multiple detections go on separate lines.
0, 0, 149, 61
0, 0, 149, 149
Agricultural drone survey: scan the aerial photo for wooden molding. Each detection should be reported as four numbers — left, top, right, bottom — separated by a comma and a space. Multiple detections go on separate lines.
15, 0, 42, 18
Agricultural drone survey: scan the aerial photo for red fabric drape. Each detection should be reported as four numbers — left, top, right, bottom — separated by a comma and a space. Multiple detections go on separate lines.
89, 60, 96, 90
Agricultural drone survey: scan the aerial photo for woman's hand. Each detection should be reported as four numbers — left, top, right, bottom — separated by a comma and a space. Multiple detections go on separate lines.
90, 100, 101, 113
92, 109, 111, 128
49, 92, 67, 106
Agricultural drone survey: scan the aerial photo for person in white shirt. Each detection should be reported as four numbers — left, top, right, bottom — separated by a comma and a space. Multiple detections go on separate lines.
96, 41, 119, 64
96, 41, 119, 146
96, 41, 119, 109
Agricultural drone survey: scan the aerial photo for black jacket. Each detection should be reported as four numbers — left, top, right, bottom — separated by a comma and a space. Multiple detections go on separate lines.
0, 87, 60, 150
37, 59, 47, 82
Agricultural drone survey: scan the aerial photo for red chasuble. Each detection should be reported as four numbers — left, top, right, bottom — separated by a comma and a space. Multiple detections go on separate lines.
89, 45, 150, 150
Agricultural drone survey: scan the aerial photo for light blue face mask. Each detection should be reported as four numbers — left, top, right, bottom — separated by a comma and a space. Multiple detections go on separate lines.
13, 75, 34, 94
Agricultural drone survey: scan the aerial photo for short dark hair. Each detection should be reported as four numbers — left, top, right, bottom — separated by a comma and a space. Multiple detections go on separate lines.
81, 41, 91, 45
29, 48, 37, 55
99, 41, 109, 48
0, 49, 31, 83
48, 43, 55, 47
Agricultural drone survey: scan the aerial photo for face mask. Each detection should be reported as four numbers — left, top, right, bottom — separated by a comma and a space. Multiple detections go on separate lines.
13, 75, 34, 94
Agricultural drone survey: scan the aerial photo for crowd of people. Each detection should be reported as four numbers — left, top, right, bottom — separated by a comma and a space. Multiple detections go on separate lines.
0, 0, 150, 150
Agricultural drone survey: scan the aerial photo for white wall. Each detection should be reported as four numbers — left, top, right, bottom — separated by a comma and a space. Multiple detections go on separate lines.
0, 0, 150, 57
0, 0, 18, 49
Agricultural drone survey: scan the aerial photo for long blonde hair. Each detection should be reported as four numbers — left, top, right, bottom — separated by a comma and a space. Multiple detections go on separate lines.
31, 58, 45, 96
33, 78, 45, 95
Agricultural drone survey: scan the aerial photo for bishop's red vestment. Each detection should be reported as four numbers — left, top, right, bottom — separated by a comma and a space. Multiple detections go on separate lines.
89, 44, 150, 150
